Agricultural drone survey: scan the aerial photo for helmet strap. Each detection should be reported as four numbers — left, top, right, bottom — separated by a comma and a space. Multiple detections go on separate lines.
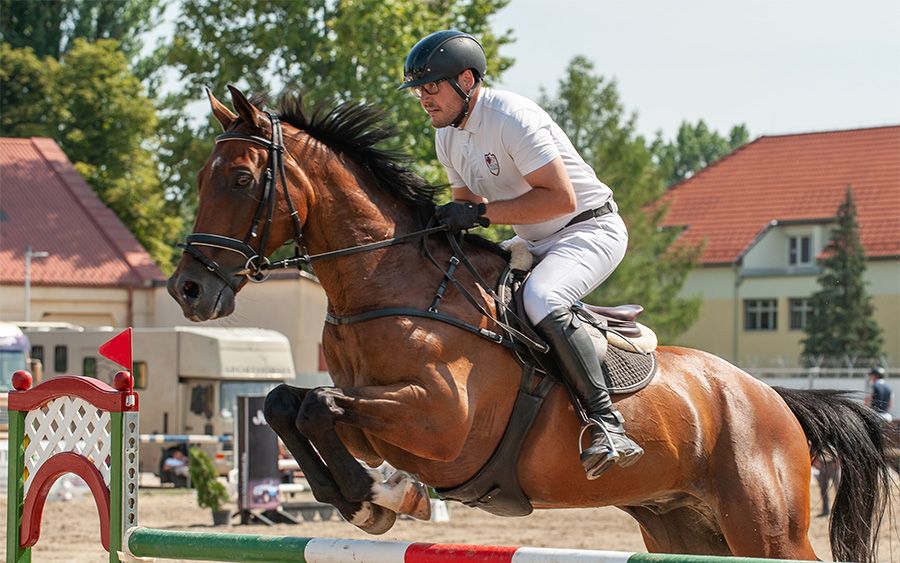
448, 79, 477, 128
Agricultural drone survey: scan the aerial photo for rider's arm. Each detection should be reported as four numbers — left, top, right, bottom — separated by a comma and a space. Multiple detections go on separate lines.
451, 185, 487, 204
482, 157, 575, 225
480, 108, 575, 225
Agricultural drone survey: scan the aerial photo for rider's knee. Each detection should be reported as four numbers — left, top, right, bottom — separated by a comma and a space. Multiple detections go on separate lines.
523, 283, 567, 325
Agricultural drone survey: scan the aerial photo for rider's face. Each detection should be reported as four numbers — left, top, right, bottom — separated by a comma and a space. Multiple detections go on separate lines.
416, 71, 472, 129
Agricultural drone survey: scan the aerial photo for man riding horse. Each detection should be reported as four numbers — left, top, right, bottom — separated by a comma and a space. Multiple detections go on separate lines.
400, 30, 642, 478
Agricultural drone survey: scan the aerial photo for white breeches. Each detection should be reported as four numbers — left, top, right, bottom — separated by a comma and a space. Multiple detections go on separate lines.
508, 212, 628, 324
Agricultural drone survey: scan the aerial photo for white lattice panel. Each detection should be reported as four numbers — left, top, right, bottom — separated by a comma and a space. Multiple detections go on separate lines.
23, 396, 111, 493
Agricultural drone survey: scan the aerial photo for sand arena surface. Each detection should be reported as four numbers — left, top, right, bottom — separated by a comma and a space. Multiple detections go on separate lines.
2, 478, 898, 562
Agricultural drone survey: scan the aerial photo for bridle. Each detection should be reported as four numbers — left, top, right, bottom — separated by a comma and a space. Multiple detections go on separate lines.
177, 111, 302, 290
177, 111, 447, 290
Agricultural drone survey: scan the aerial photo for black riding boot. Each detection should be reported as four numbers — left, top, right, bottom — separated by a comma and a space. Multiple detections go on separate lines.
536, 308, 644, 479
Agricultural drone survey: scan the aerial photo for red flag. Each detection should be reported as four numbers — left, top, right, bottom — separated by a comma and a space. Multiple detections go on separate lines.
99, 327, 132, 372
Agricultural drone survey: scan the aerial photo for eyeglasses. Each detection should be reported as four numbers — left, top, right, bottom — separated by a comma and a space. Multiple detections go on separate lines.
409, 79, 446, 99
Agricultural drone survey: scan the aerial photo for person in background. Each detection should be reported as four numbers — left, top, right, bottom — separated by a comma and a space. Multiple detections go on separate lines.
866, 366, 893, 422
162, 448, 190, 487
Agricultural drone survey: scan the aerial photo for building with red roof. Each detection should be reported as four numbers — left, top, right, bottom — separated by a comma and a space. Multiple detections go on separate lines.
0, 137, 164, 326
661, 126, 899, 372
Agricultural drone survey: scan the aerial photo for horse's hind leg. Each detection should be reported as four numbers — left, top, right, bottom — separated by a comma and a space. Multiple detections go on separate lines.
264, 385, 398, 533
622, 504, 731, 556
709, 432, 818, 559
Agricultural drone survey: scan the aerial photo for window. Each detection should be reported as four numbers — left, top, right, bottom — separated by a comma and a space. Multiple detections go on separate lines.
745, 299, 777, 331
54, 345, 68, 373
83, 357, 97, 378
789, 298, 812, 330
31, 345, 44, 365
219, 381, 281, 419
789, 236, 812, 265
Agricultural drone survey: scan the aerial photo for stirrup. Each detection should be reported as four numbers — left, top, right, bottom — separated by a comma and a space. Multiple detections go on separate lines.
578, 420, 620, 480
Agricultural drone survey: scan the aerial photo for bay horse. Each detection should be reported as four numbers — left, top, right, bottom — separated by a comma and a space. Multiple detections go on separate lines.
168, 85, 893, 562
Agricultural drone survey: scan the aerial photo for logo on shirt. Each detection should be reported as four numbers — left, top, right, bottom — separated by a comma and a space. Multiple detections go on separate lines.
484, 153, 500, 176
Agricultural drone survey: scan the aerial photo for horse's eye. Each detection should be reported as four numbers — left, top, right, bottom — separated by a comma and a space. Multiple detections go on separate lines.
234, 172, 255, 188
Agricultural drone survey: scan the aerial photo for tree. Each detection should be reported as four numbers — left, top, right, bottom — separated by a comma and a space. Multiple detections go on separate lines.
0, 0, 161, 60
0, 40, 181, 270
801, 187, 883, 365
653, 120, 749, 187
150, 0, 513, 224
0, 43, 62, 137
540, 57, 702, 341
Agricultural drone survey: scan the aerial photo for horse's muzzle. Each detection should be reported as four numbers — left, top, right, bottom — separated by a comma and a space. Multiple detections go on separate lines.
167, 267, 237, 321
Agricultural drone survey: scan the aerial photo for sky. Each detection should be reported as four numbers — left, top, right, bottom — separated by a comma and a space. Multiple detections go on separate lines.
490, 0, 900, 140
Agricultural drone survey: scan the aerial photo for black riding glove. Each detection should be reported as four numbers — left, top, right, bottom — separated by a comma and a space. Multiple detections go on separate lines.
435, 202, 490, 232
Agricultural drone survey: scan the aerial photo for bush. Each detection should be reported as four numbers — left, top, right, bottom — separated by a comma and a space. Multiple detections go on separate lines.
188, 447, 229, 512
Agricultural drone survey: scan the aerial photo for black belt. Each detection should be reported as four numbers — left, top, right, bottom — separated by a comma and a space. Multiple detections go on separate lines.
564, 201, 614, 229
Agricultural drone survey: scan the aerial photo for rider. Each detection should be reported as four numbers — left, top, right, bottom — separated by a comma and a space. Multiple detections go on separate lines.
400, 30, 643, 479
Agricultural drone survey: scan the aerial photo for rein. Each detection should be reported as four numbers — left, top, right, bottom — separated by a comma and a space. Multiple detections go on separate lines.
242, 224, 450, 275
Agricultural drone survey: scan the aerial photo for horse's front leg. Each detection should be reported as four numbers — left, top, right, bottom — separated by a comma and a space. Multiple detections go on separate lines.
264, 384, 398, 533
298, 383, 467, 528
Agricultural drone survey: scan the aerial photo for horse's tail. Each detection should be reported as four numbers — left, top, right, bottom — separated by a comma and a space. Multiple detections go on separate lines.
773, 386, 893, 563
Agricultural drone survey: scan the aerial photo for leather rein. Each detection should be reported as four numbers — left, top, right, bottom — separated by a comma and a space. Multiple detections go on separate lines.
177, 112, 546, 354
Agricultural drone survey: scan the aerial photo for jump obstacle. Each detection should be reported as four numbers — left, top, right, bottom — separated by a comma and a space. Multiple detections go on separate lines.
5, 371, 822, 563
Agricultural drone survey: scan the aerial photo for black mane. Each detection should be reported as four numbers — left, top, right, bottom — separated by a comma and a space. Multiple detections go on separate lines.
250, 91, 440, 209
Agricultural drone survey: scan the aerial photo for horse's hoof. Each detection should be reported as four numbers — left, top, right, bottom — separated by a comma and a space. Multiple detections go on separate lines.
400, 478, 432, 520
384, 471, 432, 520
350, 501, 397, 535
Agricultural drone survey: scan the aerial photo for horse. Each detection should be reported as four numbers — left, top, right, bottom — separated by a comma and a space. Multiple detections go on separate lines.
167, 85, 893, 562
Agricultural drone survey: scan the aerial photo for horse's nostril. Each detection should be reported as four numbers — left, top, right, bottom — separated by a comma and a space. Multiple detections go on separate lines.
183, 280, 201, 300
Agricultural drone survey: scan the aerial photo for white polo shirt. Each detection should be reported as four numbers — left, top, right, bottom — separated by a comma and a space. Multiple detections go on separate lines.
435, 88, 613, 241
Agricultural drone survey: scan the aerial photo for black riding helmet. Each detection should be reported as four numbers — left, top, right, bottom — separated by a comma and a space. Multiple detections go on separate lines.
400, 30, 487, 127
399, 30, 487, 89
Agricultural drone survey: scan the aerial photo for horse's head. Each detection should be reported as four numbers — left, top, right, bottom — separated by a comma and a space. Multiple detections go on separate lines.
168, 85, 308, 321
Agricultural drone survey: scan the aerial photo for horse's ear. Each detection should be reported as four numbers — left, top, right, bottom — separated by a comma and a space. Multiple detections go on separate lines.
227, 84, 263, 129
207, 87, 237, 130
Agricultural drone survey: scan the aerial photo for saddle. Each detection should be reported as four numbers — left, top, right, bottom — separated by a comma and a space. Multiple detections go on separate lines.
435, 244, 657, 516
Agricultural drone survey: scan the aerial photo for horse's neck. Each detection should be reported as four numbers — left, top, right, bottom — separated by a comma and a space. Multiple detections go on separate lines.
300, 158, 429, 314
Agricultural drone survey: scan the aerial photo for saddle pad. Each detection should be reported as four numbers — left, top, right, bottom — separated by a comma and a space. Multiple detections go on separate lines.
604, 346, 657, 394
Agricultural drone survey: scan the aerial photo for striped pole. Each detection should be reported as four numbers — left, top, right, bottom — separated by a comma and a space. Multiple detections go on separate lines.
140, 434, 232, 444
126, 529, 816, 563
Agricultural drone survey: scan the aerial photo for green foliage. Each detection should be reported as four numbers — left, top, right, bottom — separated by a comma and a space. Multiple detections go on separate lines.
151, 0, 513, 226
0, 0, 161, 60
653, 120, 749, 187
0, 40, 182, 270
188, 447, 230, 512
540, 57, 702, 341
801, 188, 883, 364
0, 43, 61, 137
